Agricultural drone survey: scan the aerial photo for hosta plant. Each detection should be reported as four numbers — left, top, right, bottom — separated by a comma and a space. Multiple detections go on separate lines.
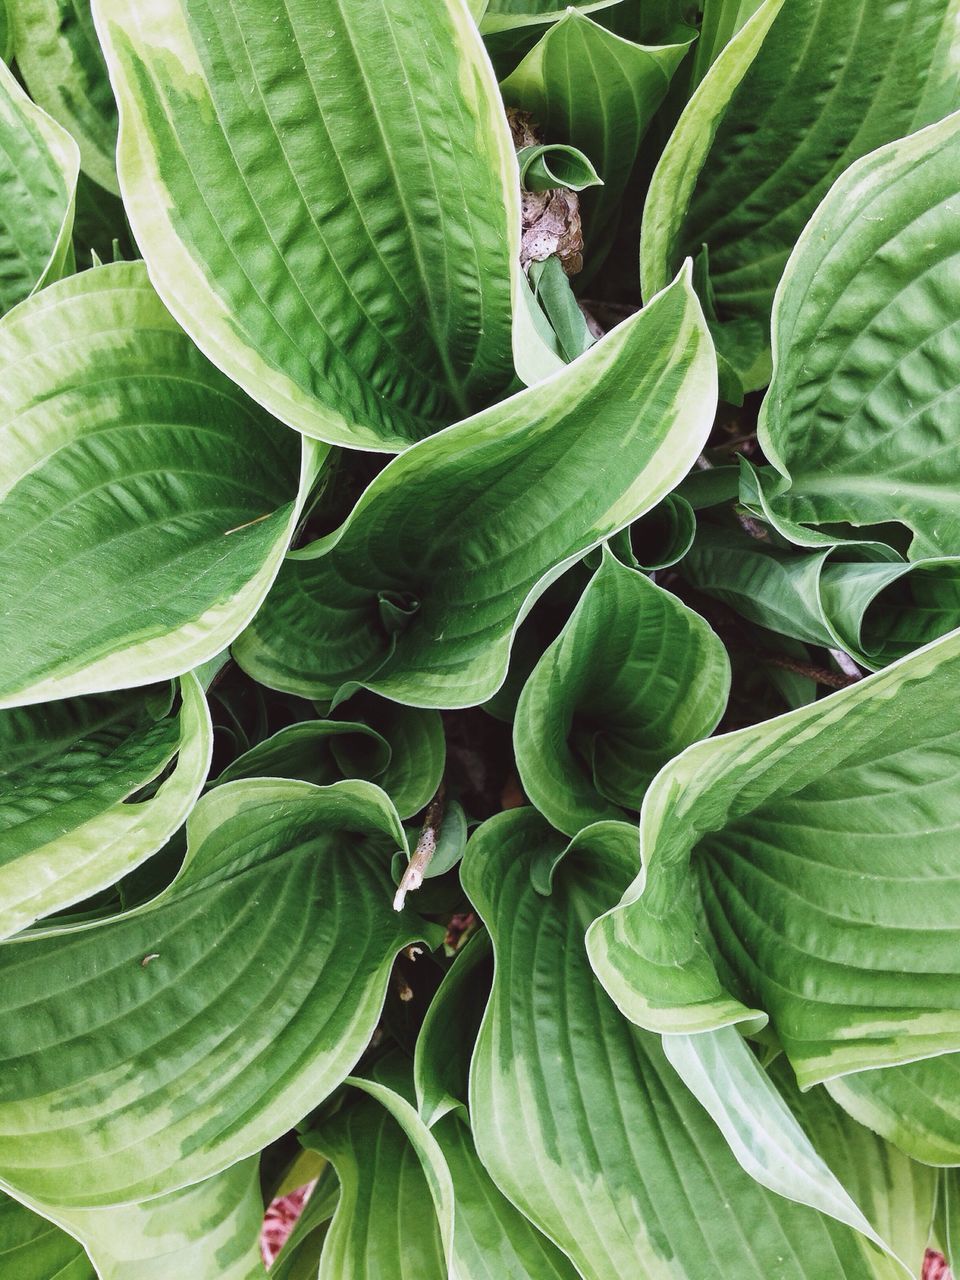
1, 0, 960, 1277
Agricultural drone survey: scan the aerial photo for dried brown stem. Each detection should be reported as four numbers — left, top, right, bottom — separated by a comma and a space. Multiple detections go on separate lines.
763, 655, 858, 690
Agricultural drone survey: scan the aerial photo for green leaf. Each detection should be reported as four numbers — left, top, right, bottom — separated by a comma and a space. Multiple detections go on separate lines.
463, 809, 899, 1280
527, 256, 595, 362
757, 111, 960, 558
0, 673, 211, 940
516, 142, 602, 192
645, 0, 960, 389
586, 628, 960, 1095
13, 0, 120, 194
21, 1160, 265, 1280
415, 929, 493, 1127
514, 547, 730, 835
782, 1064, 936, 1272
662, 1026, 923, 1266
683, 524, 960, 669
307, 1057, 579, 1280
271, 1165, 340, 1280
937, 1169, 960, 1269
0, 1192, 94, 1279
92, 0, 523, 451
304, 1073, 449, 1280
500, 10, 689, 270
687, 0, 767, 87
216, 695, 443, 820
234, 266, 717, 708
640, 0, 783, 306
0, 261, 324, 709
0, 0, 11, 63
0, 778, 428, 1205
0, 57, 79, 316
825, 1055, 960, 1166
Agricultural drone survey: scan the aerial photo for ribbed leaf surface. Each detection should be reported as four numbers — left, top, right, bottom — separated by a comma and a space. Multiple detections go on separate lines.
0, 778, 425, 1205
93, 0, 521, 449
0, 261, 321, 708
235, 268, 716, 707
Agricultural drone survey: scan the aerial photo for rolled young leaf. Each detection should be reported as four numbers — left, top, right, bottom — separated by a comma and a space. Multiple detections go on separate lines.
514, 546, 730, 835
0, 778, 430, 1206
757, 110, 960, 558
92, 0, 522, 451
500, 10, 689, 271
12, 0, 120, 194
0, 57, 79, 316
683, 524, 960, 669
516, 142, 602, 192
0, 261, 325, 709
606, 491, 697, 571
586, 627, 960, 1098
234, 264, 717, 708
464, 810, 899, 1280
0, 673, 211, 940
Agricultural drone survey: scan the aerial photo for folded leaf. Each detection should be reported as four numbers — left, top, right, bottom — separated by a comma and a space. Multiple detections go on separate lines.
415, 929, 494, 1126
586, 628, 960, 1091
516, 142, 602, 192
0, 57, 79, 316
93, 0, 522, 450
0, 778, 427, 1205
683, 524, 960, 668
305, 1073, 449, 1280
662, 1026, 925, 1265
19, 1160, 265, 1280
234, 266, 716, 708
500, 11, 689, 269
758, 111, 960, 558
782, 1064, 936, 1271
464, 809, 898, 1280
307, 1058, 579, 1280
0, 673, 211, 940
0, 261, 324, 709
13, 0, 119, 194
644, 0, 960, 389
0, 1192, 94, 1279
514, 547, 730, 834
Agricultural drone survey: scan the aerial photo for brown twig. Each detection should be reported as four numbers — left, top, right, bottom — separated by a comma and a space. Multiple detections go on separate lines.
393, 783, 446, 912
763, 655, 858, 690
